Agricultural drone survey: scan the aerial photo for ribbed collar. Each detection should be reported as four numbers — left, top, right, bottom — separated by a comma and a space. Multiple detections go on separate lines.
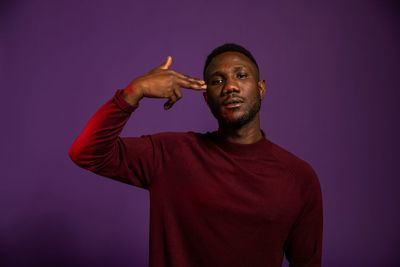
207, 131, 273, 158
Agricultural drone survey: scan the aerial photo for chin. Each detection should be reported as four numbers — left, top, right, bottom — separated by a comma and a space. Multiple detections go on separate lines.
209, 101, 260, 129
217, 106, 260, 129
218, 115, 250, 129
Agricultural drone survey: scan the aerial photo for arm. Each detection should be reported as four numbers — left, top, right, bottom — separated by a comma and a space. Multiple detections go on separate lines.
69, 56, 206, 188
285, 168, 323, 267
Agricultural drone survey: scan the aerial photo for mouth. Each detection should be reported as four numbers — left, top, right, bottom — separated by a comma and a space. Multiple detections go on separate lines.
222, 97, 244, 108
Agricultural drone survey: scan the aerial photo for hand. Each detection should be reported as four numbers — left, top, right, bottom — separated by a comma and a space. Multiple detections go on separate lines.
123, 56, 207, 109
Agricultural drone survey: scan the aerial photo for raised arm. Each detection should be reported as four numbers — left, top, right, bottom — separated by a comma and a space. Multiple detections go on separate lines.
69, 56, 206, 187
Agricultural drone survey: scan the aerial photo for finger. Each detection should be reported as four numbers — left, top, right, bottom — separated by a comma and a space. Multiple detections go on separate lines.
176, 76, 207, 90
174, 87, 183, 100
171, 70, 205, 85
160, 56, 172, 70
164, 86, 182, 110
164, 92, 178, 110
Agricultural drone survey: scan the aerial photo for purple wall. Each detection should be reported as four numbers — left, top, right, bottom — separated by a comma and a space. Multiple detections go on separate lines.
1, 0, 399, 266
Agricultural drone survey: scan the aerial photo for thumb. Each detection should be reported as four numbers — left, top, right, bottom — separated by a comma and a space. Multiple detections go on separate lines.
159, 56, 172, 70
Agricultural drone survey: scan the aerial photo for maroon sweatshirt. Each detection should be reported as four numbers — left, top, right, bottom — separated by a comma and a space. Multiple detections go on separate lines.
69, 91, 323, 267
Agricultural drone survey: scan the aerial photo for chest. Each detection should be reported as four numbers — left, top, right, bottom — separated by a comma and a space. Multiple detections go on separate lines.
151, 149, 304, 226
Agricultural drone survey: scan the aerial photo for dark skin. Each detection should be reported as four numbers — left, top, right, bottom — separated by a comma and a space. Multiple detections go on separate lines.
204, 52, 266, 144
122, 56, 206, 108
122, 52, 266, 144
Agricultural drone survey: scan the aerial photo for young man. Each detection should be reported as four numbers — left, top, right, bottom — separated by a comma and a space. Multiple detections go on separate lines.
69, 44, 323, 267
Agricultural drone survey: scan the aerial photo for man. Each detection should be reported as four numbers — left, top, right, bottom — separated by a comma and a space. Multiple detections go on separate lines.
69, 43, 323, 267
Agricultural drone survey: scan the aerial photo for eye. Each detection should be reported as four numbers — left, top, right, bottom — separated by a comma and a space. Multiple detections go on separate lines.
210, 77, 224, 85
237, 72, 248, 79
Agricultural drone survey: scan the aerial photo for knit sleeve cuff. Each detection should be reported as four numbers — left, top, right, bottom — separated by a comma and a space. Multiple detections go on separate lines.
112, 89, 139, 113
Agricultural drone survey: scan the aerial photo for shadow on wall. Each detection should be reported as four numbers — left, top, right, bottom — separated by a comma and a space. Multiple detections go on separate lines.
0, 214, 144, 267
0, 0, 16, 18
1, 215, 83, 267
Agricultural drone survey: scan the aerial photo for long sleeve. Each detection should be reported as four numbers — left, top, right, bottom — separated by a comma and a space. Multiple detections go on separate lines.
285, 166, 323, 267
69, 90, 155, 188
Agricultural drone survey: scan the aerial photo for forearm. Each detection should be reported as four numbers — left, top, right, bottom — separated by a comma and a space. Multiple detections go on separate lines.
69, 90, 137, 172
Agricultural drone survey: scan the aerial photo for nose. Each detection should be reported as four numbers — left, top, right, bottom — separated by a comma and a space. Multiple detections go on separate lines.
221, 78, 239, 95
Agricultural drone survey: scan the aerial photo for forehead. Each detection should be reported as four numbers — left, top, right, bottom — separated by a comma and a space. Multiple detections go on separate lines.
205, 51, 258, 77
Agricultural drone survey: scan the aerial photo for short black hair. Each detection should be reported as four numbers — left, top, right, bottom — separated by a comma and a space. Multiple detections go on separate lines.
203, 43, 259, 78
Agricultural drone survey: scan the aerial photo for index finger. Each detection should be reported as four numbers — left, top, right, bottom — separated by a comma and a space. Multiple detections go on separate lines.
172, 71, 207, 90
171, 71, 206, 87
176, 76, 207, 91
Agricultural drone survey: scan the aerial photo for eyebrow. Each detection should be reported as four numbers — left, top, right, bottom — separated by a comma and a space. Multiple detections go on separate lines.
208, 71, 224, 78
208, 66, 247, 78
233, 66, 246, 72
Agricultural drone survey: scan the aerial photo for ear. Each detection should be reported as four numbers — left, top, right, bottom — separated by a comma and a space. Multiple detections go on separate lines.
258, 80, 266, 99
203, 92, 209, 105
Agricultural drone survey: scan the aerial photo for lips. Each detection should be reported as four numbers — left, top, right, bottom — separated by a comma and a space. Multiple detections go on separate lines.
223, 97, 244, 108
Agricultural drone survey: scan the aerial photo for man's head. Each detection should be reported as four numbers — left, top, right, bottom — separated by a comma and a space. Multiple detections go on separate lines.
203, 43, 260, 80
203, 43, 266, 129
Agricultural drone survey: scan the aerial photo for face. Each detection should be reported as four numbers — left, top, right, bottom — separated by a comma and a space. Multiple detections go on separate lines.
204, 52, 266, 128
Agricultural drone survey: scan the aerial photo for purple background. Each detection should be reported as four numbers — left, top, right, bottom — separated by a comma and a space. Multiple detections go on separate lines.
1, 0, 399, 266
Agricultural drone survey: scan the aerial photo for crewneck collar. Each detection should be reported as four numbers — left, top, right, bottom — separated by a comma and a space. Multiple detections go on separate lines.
208, 131, 272, 158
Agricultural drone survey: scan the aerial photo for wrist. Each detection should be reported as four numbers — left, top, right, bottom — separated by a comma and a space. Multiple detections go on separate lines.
122, 82, 143, 106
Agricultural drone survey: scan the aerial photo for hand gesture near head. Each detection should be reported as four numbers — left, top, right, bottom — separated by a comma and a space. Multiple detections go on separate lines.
123, 56, 207, 109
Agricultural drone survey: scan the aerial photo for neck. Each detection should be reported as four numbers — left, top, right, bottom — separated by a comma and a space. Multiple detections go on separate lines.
217, 115, 263, 144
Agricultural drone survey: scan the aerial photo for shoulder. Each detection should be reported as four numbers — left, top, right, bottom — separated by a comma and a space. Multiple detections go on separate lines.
270, 142, 322, 205
270, 142, 319, 186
